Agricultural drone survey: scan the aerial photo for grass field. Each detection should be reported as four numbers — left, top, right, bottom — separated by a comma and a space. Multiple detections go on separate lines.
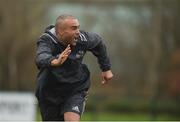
36, 111, 180, 121
84, 113, 180, 121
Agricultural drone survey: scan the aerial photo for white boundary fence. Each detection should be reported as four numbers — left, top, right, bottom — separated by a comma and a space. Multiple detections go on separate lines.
0, 92, 36, 121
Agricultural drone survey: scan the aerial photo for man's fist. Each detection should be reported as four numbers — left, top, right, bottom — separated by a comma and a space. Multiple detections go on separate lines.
101, 70, 113, 85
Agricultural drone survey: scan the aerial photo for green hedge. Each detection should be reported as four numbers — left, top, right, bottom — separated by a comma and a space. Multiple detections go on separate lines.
85, 97, 180, 114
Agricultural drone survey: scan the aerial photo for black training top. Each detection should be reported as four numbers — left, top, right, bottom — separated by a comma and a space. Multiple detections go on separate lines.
35, 25, 111, 104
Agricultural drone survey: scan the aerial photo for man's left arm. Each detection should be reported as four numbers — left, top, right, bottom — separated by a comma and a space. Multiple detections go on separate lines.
86, 32, 113, 84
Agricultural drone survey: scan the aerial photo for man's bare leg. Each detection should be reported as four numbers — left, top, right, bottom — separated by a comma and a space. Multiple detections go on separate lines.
64, 112, 80, 122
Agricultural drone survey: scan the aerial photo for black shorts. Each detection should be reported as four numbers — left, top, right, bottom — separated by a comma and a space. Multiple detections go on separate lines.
38, 90, 88, 121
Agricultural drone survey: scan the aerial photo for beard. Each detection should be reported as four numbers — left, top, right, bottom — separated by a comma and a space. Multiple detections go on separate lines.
59, 33, 79, 46
65, 36, 78, 46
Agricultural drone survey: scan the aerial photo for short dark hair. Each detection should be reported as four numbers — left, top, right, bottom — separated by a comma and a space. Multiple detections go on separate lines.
55, 14, 76, 29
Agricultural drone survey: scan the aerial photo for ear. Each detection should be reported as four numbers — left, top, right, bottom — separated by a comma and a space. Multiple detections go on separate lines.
56, 28, 62, 36
59, 31, 64, 36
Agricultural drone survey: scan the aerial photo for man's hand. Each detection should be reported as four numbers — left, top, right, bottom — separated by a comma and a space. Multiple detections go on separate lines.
101, 70, 113, 85
51, 44, 71, 66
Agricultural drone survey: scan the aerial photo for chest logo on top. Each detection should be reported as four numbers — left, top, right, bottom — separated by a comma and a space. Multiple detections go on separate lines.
76, 50, 84, 59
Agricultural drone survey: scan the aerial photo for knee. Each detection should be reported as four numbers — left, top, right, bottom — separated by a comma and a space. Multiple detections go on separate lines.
64, 112, 80, 122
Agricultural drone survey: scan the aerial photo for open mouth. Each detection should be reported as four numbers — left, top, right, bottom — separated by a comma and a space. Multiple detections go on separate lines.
70, 38, 78, 46
74, 36, 79, 42
74, 38, 78, 42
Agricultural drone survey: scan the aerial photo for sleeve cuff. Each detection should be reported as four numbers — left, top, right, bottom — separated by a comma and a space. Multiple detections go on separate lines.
101, 66, 111, 72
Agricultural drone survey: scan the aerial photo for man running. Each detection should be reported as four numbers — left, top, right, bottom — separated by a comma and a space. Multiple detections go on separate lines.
35, 14, 113, 121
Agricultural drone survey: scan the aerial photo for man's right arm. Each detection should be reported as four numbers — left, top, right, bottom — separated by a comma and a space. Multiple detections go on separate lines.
35, 38, 71, 68
35, 38, 56, 69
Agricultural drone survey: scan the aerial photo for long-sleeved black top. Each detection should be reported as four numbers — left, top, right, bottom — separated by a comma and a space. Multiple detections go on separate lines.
35, 25, 111, 104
